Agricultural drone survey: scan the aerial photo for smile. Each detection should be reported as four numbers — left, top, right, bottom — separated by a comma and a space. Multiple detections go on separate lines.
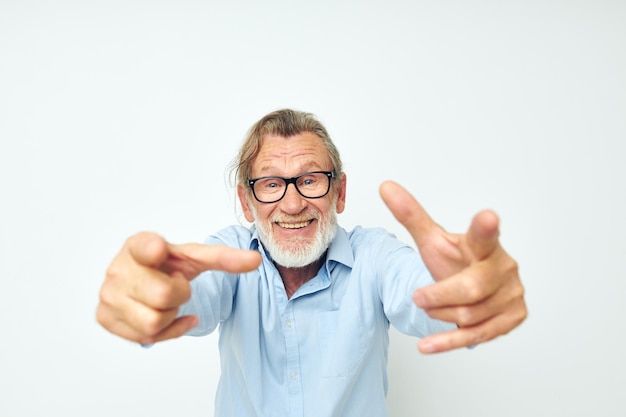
276, 220, 314, 229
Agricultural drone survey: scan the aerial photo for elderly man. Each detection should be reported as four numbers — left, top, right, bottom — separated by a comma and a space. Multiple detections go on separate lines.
97, 109, 526, 417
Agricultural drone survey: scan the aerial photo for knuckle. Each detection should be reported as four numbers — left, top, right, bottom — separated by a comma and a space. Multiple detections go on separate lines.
152, 281, 179, 308
464, 279, 487, 302
456, 307, 475, 327
521, 304, 529, 321
512, 280, 526, 299
98, 283, 116, 307
466, 323, 499, 346
141, 311, 167, 336
105, 261, 123, 281
503, 257, 520, 279
154, 278, 191, 308
152, 282, 172, 305
469, 329, 487, 346
95, 305, 111, 328
496, 319, 515, 336
490, 254, 519, 284
503, 279, 526, 307
514, 300, 529, 324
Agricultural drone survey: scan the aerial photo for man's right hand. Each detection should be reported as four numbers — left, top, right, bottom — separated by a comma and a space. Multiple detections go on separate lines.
96, 232, 262, 344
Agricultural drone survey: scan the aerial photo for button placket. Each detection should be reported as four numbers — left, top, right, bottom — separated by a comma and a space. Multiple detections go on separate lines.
282, 302, 303, 416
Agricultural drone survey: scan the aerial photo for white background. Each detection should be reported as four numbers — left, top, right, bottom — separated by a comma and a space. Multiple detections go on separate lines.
1, 1, 625, 416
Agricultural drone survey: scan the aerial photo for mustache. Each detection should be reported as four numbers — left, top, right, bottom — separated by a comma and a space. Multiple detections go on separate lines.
270, 210, 321, 223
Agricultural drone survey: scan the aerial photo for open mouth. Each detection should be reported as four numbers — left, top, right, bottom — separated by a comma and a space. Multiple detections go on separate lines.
275, 219, 314, 229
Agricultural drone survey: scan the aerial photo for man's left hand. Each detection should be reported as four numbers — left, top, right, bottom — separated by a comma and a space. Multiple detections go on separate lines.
379, 181, 527, 354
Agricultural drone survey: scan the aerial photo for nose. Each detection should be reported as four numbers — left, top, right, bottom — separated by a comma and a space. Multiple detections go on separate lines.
279, 182, 307, 214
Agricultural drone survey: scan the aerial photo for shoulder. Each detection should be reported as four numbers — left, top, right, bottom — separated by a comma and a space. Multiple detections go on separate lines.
346, 225, 405, 251
343, 225, 416, 265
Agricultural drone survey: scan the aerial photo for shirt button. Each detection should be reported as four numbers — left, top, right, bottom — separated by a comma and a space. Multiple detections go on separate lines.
285, 319, 293, 328
290, 371, 299, 381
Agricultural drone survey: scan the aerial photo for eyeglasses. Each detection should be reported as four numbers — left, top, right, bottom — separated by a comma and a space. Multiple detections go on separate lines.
248, 171, 336, 203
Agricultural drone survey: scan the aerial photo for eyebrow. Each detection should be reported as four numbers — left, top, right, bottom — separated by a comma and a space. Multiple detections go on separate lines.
256, 161, 325, 176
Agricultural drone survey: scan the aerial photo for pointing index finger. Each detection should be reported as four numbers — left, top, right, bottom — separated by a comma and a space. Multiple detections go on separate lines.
163, 244, 262, 280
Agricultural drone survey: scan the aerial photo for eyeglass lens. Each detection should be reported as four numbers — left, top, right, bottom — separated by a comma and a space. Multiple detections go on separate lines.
253, 172, 330, 202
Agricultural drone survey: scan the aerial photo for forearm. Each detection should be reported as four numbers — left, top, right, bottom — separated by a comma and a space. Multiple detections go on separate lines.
180, 271, 236, 336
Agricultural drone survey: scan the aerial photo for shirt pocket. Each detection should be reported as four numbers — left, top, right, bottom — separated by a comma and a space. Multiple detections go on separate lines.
318, 307, 366, 378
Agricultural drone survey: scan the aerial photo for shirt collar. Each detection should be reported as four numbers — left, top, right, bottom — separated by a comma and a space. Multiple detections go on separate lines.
326, 226, 354, 268
249, 225, 261, 250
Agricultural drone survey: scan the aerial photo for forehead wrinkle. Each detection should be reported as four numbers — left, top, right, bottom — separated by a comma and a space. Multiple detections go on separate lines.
252, 137, 331, 177
256, 159, 325, 176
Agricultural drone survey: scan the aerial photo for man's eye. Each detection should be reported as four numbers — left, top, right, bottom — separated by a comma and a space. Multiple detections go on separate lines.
259, 179, 283, 190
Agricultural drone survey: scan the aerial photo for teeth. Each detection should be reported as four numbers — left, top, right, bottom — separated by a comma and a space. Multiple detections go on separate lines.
277, 220, 311, 229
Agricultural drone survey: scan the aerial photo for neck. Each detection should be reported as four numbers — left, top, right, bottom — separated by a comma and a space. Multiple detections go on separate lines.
276, 255, 325, 299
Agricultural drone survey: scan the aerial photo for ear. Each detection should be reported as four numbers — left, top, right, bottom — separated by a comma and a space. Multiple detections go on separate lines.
237, 184, 256, 223
335, 172, 347, 214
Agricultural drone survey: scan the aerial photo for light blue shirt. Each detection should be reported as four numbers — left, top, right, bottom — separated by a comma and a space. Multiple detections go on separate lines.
180, 225, 455, 417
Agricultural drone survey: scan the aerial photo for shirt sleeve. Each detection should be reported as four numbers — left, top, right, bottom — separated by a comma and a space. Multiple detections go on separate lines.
179, 269, 237, 336
372, 230, 457, 338
177, 227, 252, 336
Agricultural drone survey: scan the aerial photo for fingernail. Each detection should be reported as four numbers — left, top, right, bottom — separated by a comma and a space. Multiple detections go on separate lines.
413, 291, 427, 308
189, 315, 199, 328
420, 341, 435, 354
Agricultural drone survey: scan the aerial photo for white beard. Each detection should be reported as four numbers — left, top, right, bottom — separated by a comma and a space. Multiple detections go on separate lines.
250, 197, 338, 268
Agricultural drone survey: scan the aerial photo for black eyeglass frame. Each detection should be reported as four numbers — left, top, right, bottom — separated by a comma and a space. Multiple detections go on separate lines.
247, 170, 337, 203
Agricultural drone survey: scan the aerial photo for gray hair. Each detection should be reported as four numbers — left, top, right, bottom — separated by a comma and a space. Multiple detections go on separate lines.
230, 109, 343, 190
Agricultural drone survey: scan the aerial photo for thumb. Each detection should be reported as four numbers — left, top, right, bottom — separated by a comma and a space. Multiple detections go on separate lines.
467, 210, 500, 260
126, 232, 170, 268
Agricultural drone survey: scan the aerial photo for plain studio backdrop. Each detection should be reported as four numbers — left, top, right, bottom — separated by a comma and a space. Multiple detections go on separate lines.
1, 1, 624, 416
